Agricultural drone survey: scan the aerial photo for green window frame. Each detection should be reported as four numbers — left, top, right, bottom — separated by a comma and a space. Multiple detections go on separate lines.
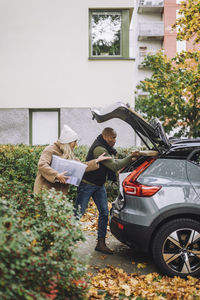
89, 9, 130, 60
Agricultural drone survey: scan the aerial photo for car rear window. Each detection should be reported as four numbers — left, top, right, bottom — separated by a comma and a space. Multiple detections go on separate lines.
165, 147, 195, 159
140, 159, 187, 180
188, 150, 200, 167
122, 156, 148, 173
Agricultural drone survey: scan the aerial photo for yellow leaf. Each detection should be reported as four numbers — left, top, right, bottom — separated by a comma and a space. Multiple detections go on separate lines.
31, 239, 37, 246
129, 278, 138, 285
35, 214, 40, 218
145, 273, 153, 281
121, 284, 131, 297
137, 263, 147, 269
100, 255, 107, 260
118, 268, 124, 273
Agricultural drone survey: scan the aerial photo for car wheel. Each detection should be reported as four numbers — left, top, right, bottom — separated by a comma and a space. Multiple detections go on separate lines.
152, 218, 200, 277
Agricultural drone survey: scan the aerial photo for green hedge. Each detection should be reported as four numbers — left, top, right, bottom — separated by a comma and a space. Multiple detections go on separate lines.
0, 144, 133, 202
0, 144, 135, 299
0, 145, 89, 299
0, 145, 44, 195
0, 188, 88, 299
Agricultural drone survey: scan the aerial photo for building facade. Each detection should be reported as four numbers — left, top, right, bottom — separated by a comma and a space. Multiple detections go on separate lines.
0, 0, 136, 146
0, 0, 197, 146
163, 0, 200, 58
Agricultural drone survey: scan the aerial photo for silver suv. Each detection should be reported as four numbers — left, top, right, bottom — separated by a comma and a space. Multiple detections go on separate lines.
91, 102, 200, 278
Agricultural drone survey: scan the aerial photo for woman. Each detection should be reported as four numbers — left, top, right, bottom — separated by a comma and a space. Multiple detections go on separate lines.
34, 124, 110, 194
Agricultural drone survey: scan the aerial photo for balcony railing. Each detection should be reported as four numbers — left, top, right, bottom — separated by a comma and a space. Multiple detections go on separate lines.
137, 89, 150, 96
138, 22, 164, 40
138, 0, 164, 13
138, 50, 158, 68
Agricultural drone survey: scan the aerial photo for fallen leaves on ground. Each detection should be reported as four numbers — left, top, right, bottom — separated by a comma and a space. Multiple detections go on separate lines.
99, 255, 107, 260
137, 263, 147, 269
87, 265, 200, 299
80, 201, 98, 231
81, 201, 111, 232
80, 202, 200, 299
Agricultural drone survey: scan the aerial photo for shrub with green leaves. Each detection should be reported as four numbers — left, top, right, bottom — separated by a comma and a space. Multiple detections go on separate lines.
0, 144, 45, 194
0, 144, 138, 299
0, 189, 89, 300
0, 144, 137, 203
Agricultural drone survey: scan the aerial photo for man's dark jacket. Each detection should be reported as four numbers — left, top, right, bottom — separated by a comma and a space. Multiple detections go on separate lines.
83, 134, 117, 186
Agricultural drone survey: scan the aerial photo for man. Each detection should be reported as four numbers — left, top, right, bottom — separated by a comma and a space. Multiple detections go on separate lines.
75, 127, 140, 254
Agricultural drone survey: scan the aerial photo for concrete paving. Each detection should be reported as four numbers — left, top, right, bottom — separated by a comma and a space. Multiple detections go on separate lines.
77, 229, 161, 276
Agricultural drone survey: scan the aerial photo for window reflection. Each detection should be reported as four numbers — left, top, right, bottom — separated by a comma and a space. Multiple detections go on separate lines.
189, 151, 200, 166
144, 159, 187, 180
91, 12, 121, 56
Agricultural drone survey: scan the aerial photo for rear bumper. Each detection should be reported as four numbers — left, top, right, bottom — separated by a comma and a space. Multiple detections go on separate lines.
109, 216, 152, 252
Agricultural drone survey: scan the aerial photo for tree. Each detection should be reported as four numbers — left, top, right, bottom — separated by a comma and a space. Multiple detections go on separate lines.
135, 51, 200, 138
172, 0, 200, 44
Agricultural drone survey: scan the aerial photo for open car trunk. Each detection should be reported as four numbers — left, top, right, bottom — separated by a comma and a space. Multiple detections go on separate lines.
91, 102, 171, 153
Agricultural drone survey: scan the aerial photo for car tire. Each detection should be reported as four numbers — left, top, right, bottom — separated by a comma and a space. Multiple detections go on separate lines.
152, 218, 200, 277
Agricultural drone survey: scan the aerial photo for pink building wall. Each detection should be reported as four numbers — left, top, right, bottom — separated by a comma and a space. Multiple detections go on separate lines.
163, 0, 200, 58
187, 37, 200, 52
163, 0, 178, 58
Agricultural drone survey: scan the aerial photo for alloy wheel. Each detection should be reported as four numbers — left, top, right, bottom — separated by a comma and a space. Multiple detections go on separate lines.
162, 228, 200, 274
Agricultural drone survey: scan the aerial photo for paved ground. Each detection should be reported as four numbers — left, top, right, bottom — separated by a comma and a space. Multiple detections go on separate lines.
77, 229, 161, 276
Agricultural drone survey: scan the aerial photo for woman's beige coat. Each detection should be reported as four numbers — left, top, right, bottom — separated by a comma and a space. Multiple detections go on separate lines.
34, 142, 99, 194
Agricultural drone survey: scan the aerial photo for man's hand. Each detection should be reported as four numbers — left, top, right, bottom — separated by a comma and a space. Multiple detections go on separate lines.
96, 152, 112, 163
56, 171, 69, 184
130, 151, 140, 157
130, 151, 141, 160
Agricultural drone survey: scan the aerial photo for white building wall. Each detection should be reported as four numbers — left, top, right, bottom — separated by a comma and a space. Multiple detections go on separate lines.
0, 0, 164, 146
0, 0, 135, 109
131, 3, 163, 93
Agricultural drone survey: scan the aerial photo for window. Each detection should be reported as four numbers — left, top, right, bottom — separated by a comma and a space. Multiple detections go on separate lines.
176, 9, 186, 53
168, 147, 194, 159
189, 150, 200, 167
176, 40, 186, 53
187, 150, 200, 198
89, 9, 130, 59
29, 109, 60, 145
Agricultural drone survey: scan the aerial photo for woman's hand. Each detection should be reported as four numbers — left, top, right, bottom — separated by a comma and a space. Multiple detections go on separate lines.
96, 152, 112, 163
56, 171, 69, 184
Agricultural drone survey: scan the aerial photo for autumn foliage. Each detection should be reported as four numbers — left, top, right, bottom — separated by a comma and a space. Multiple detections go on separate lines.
88, 266, 200, 299
135, 50, 200, 138
172, 0, 200, 44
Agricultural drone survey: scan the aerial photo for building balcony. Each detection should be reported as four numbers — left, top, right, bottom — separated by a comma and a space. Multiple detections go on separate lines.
138, 22, 164, 40
136, 89, 150, 97
138, 0, 164, 13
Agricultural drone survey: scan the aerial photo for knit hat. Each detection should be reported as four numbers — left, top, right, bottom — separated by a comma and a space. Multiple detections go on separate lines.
59, 124, 78, 144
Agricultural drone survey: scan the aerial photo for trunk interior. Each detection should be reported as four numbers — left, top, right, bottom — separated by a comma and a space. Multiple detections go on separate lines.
122, 156, 150, 173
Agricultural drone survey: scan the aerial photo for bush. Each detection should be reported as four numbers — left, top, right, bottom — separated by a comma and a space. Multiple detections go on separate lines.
0, 144, 138, 298
0, 144, 45, 193
0, 144, 136, 203
0, 189, 89, 300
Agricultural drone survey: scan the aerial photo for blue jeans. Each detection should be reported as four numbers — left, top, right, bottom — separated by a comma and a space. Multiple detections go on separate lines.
75, 182, 109, 239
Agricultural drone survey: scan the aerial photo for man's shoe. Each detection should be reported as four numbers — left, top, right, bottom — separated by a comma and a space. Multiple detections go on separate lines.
95, 237, 113, 255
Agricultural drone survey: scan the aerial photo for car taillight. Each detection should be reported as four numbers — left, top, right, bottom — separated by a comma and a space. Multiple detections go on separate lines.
112, 219, 124, 230
123, 158, 161, 197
